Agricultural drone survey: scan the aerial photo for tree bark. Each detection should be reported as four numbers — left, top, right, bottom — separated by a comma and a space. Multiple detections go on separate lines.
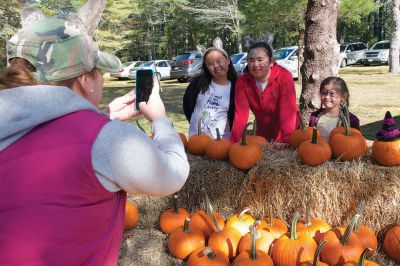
300, 0, 340, 119
389, 0, 400, 74
297, 28, 305, 85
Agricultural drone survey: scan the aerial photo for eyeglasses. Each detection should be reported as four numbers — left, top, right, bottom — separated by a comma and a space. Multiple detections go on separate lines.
320, 90, 339, 98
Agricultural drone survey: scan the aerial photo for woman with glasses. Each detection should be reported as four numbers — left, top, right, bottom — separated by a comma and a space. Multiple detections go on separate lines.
229, 41, 297, 149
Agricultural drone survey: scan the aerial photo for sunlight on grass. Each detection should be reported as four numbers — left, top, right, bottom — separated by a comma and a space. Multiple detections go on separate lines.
101, 65, 400, 140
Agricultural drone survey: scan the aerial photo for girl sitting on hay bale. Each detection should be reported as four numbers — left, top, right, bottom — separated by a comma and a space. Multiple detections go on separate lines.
309, 77, 360, 142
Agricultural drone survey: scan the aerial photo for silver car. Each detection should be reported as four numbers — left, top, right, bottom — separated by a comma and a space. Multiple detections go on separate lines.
274, 46, 299, 79
339, 42, 367, 68
110, 61, 144, 79
363, 40, 390, 66
170, 51, 203, 83
231, 52, 247, 75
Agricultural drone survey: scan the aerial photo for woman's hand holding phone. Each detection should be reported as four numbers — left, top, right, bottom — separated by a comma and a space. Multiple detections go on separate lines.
139, 76, 166, 122
108, 91, 141, 121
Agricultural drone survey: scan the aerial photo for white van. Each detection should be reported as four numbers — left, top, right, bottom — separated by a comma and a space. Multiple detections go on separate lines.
274, 46, 298, 79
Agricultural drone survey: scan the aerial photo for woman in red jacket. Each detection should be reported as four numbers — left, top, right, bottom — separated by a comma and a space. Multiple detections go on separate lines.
229, 41, 298, 149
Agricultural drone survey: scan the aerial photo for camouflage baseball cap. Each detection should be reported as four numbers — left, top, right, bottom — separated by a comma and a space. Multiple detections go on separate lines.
7, 16, 121, 82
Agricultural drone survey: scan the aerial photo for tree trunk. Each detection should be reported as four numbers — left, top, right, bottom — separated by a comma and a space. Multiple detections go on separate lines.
300, 0, 340, 119
389, 0, 400, 74
297, 28, 305, 85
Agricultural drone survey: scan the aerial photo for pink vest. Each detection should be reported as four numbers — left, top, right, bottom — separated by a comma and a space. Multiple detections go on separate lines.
0, 110, 126, 266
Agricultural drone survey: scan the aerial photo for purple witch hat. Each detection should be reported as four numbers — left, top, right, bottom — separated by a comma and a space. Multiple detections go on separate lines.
376, 111, 400, 141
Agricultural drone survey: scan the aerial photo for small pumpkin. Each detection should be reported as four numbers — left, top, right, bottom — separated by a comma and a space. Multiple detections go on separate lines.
329, 106, 363, 142
187, 247, 230, 266
372, 111, 400, 166
246, 120, 268, 148
271, 211, 317, 266
159, 194, 190, 234
330, 110, 367, 161
205, 128, 232, 160
225, 208, 255, 236
208, 202, 242, 259
383, 225, 400, 263
233, 223, 274, 266
342, 248, 379, 266
297, 196, 331, 243
187, 118, 212, 155
190, 192, 225, 239
167, 218, 205, 260
290, 111, 321, 148
229, 122, 262, 170
320, 214, 364, 265
258, 205, 288, 239
238, 220, 274, 255
124, 202, 139, 230
299, 239, 329, 266
353, 223, 377, 257
298, 127, 332, 166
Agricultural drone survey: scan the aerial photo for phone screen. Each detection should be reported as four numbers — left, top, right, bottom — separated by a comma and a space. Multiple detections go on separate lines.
135, 69, 154, 111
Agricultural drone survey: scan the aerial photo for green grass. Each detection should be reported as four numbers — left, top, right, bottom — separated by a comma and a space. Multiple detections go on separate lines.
101, 65, 400, 140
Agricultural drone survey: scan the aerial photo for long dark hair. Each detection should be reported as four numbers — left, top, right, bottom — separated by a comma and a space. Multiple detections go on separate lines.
197, 48, 238, 93
320, 76, 350, 106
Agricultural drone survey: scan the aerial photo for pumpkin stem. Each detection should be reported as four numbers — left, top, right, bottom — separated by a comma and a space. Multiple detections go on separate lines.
208, 201, 222, 233
305, 195, 312, 226
238, 208, 250, 221
359, 248, 373, 266
313, 239, 327, 266
204, 191, 212, 215
172, 194, 179, 214
341, 214, 360, 245
252, 120, 257, 135
241, 122, 253, 145
290, 212, 300, 240
297, 111, 306, 130
354, 199, 366, 231
197, 116, 202, 134
183, 217, 191, 233
136, 120, 146, 133
311, 127, 319, 144
250, 221, 261, 260
203, 247, 217, 260
268, 204, 274, 226
215, 128, 221, 141
340, 109, 352, 136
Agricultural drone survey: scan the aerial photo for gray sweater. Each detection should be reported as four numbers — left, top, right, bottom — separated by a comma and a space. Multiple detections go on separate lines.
0, 85, 189, 196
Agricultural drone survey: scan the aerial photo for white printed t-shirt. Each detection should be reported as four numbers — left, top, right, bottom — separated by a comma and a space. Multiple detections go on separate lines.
189, 80, 231, 139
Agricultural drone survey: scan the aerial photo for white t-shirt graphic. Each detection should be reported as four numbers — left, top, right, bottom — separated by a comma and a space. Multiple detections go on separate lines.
189, 81, 231, 139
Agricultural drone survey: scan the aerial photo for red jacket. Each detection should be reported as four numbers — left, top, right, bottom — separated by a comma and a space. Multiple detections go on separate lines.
230, 63, 298, 143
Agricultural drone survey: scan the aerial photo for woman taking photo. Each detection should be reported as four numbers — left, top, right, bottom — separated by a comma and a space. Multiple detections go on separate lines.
183, 38, 238, 139
229, 40, 298, 149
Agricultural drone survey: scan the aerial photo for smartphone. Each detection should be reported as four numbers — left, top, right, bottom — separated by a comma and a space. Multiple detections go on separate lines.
135, 69, 154, 111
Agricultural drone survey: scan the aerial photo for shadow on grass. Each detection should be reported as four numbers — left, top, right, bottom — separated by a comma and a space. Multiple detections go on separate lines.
361, 115, 400, 140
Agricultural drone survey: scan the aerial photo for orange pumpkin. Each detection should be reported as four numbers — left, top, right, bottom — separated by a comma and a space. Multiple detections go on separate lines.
330, 111, 367, 161
299, 239, 329, 266
187, 118, 212, 155
229, 122, 262, 170
298, 127, 332, 166
233, 223, 274, 266
353, 224, 377, 257
187, 247, 230, 266
225, 208, 255, 236
290, 111, 321, 148
238, 221, 274, 255
190, 193, 225, 239
124, 202, 139, 230
179, 133, 188, 147
329, 106, 363, 142
167, 218, 205, 260
372, 111, 400, 166
246, 120, 268, 148
320, 214, 364, 265
208, 216, 241, 258
159, 194, 190, 234
271, 211, 317, 266
205, 128, 232, 160
342, 248, 379, 266
384, 225, 400, 263
258, 206, 288, 239
297, 196, 331, 243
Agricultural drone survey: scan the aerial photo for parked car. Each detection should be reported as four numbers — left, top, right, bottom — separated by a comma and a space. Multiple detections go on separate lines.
274, 46, 298, 79
170, 51, 203, 83
128, 60, 171, 80
363, 40, 390, 66
110, 61, 145, 79
231, 52, 247, 75
339, 42, 367, 68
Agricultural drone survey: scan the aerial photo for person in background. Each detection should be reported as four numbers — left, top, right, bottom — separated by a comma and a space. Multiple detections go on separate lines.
309, 76, 360, 142
183, 38, 238, 139
0, 1, 189, 265
229, 40, 297, 149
